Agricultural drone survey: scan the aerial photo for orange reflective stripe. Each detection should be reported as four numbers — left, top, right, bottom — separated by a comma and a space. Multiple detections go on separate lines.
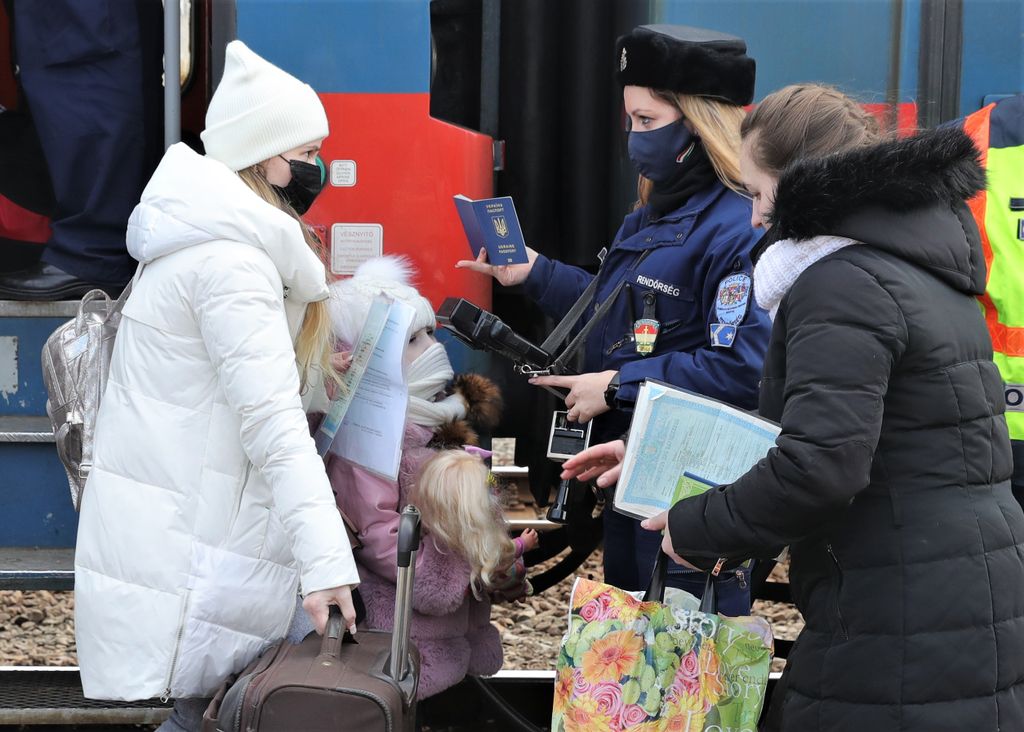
965, 104, 1024, 357
964, 104, 992, 271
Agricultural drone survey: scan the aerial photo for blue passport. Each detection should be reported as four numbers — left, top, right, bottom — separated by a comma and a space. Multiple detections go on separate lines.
453, 194, 529, 265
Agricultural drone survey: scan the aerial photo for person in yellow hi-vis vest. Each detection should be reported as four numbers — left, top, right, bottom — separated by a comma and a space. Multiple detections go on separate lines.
962, 94, 1024, 504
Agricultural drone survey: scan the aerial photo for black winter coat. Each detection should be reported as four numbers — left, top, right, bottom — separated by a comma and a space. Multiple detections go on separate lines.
667, 127, 1024, 731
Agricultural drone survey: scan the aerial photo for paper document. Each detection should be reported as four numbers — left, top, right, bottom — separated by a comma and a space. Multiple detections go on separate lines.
328, 299, 415, 480
314, 296, 392, 457
614, 380, 780, 520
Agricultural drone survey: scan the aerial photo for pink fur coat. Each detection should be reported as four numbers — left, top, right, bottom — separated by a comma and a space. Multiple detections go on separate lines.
328, 420, 503, 698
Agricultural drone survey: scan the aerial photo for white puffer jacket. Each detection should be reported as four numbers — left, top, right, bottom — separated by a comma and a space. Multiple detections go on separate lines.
74, 143, 358, 701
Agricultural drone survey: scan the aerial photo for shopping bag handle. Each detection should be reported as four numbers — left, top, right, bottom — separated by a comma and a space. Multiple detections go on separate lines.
699, 572, 717, 614
643, 550, 719, 615
643, 551, 669, 603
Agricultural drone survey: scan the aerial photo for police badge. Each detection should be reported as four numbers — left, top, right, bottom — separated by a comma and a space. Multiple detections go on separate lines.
633, 318, 660, 355
711, 272, 751, 348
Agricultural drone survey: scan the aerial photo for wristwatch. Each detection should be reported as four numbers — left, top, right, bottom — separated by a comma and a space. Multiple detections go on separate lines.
604, 371, 621, 408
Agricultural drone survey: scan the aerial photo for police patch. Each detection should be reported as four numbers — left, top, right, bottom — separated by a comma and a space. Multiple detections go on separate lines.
710, 323, 737, 348
715, 273, 752, 325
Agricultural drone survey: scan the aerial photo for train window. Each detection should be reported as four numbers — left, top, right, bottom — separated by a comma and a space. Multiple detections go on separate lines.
429, 0, 501, 140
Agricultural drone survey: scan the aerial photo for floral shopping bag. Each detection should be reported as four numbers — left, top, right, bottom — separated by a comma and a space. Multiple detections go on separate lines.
551, 556, 773, 731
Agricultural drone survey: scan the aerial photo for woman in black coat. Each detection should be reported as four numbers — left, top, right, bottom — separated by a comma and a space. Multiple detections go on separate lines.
563, 84, 1024, 731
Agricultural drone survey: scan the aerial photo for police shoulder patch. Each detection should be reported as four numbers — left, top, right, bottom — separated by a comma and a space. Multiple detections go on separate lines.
714, 273, 752, 325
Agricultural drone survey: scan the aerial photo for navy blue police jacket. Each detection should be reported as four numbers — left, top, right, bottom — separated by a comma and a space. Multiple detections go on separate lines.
522, 181, 770, 442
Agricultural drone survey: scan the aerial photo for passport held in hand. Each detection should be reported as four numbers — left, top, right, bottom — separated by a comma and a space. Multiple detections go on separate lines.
453, 194, 528, 265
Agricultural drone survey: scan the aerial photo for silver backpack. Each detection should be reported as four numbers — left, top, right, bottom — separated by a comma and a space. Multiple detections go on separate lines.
41, 282, 134, 510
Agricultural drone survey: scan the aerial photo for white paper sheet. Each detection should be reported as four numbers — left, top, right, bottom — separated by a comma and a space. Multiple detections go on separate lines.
328, 299, 415, 479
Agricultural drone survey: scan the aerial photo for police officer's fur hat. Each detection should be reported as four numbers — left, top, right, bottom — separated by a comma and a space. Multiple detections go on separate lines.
615, 25, 756, 106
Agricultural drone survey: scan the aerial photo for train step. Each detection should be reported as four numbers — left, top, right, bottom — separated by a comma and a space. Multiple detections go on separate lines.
491, 465, 559, 533
1, 302, 80, 551
0, 667, 170, 727
0, 548, 73, 592
0, 667, 566, 729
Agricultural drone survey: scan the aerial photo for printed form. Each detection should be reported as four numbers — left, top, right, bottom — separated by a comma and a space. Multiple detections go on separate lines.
328, 299, 415, 480
314, 296, 392, 456
614, 381, 780, 520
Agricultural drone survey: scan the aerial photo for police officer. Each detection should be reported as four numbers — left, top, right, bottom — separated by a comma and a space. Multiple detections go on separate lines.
458, 25, 770, 611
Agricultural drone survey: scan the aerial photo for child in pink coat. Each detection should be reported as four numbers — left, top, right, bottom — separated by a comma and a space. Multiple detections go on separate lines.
323, 257, 531, 698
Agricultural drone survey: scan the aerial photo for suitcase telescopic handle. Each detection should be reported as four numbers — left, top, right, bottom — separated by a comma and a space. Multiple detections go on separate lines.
390, 505, 421, 681
396, 505, 422, 567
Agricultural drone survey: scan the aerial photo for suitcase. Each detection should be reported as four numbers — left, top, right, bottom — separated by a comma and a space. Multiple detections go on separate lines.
202, 506, 422, 732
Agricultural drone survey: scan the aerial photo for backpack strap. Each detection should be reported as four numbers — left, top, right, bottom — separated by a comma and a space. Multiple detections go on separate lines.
108, 262, 144, 327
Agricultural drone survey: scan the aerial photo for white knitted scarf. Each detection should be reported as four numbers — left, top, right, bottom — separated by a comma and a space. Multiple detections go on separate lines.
406, 342, 467, 427
753, 235, 860, 320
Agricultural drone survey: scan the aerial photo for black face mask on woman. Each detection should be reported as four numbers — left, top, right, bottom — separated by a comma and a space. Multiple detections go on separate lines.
273, 155, 326, 215
627, 117, 696, 186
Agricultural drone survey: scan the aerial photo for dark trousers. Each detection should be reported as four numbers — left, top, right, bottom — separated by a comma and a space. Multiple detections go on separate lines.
13, 0, 163, 284
602, 505, 752, 616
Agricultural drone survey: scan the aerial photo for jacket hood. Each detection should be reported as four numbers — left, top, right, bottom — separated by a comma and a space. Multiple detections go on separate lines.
762, 126, 988, 294
126, 143, 329, 303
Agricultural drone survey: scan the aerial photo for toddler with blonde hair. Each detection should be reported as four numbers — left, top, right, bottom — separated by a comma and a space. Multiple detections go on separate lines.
323, 256, 530, 698
413, 449, 536, 601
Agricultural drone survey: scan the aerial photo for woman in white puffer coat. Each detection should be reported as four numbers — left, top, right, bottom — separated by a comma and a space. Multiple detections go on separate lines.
73, 41, 359, 731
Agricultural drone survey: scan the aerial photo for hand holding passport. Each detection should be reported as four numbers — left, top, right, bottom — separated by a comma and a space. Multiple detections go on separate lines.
453, 194, 529, 265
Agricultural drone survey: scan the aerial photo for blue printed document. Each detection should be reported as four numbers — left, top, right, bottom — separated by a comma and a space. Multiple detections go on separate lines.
613, 380, 781, 520
453, 194, 529, 265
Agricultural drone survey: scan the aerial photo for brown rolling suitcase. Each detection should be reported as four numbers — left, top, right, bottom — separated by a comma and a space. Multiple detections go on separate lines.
202, 506, 422, 732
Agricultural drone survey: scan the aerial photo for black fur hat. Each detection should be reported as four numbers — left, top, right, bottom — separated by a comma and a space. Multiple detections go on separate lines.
615, 25, 756, 106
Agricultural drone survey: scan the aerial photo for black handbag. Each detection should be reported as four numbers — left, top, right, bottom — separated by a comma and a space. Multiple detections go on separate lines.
643, 550, 722, 614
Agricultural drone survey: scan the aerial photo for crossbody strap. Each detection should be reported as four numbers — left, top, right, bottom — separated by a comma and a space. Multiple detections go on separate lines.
540, 248, 653, 373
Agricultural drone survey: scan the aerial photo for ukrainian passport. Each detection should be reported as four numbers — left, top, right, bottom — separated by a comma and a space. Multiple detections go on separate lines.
453, 194, 528, 265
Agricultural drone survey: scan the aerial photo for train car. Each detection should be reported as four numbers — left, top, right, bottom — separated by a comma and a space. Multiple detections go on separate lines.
0, 0, 1020, 728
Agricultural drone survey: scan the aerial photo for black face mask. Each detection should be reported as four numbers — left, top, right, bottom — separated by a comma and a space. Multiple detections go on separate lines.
273, 155, 326, 215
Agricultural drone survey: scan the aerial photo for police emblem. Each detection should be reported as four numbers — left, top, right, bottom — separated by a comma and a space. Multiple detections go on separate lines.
620, 48, 628, 72
491, 216, 510, 238
714, 273, 752, 325
633, 318, 659, 355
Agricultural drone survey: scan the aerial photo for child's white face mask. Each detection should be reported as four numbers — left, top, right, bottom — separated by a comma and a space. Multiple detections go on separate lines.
406, 342, 466, 427
407, 341, 453, 399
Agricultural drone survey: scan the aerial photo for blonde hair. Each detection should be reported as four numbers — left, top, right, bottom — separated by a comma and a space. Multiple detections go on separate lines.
411, 450, 514, 597
237, 165, 339, 392
636, 91, 746, 207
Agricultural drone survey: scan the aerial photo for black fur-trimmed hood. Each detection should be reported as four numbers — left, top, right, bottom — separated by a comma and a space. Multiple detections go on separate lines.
761, 126, 988, 294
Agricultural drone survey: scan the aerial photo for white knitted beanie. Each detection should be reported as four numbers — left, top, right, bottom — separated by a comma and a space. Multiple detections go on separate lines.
201, 41, 329, 172
329, 257, 437, 348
